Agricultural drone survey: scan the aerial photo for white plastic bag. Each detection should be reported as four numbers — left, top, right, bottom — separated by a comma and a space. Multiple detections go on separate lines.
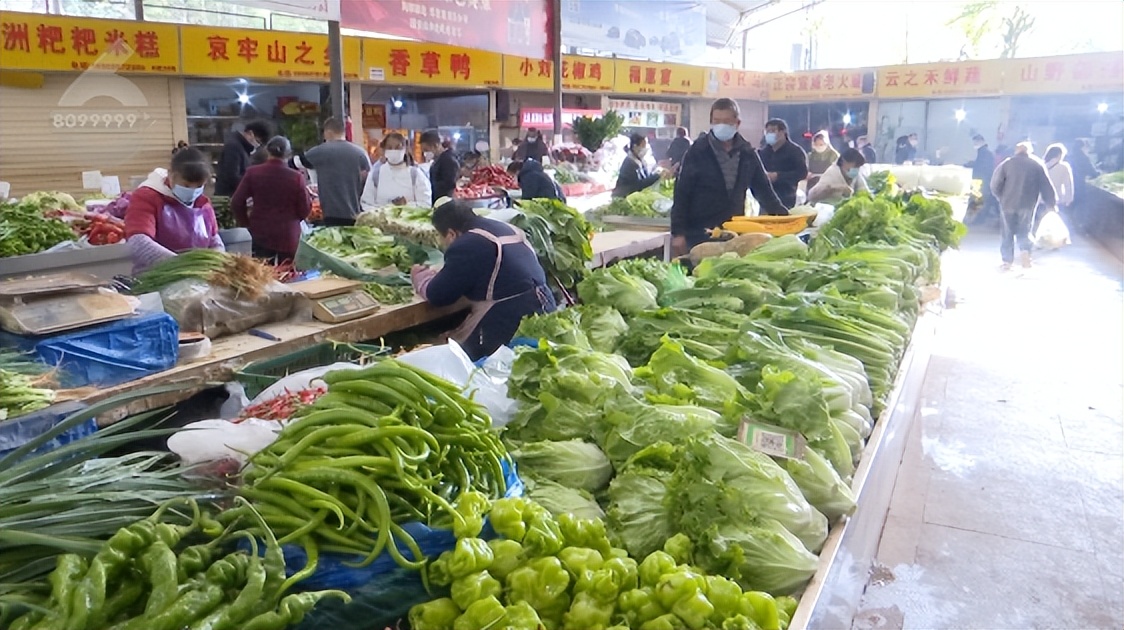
249, 362, 359, 407
1034, 210, 1071, 250
167, 419, 281, 465
397, 341, 519, 427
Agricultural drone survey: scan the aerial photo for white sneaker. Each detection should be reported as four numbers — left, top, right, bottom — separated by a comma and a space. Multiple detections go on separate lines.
1000, 262, 1012, 272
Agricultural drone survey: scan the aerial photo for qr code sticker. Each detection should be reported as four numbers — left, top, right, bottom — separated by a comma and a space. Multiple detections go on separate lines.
754, 430, 788, 456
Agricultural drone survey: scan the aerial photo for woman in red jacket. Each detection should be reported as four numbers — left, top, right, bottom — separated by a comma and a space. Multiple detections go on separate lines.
230, 136, 312, 262
125, 147, 224, 274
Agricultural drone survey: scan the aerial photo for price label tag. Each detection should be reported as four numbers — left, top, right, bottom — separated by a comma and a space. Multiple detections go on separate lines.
737, 420, 806, 460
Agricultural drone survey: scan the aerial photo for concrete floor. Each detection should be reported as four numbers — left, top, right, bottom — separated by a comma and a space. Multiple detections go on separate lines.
854, 227, 1124, 629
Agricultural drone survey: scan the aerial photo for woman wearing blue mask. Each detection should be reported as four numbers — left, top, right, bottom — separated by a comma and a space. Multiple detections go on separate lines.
125, 147, 225, 274
807, 147, 869, 205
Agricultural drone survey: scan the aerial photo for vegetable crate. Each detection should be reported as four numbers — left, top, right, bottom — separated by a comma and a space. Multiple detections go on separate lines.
234, 341, 390, 398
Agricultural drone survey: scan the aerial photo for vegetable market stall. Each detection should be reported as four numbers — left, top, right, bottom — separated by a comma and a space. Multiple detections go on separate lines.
80, 297, 468, 426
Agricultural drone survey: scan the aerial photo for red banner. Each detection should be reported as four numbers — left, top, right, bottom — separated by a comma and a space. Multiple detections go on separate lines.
341, 0, 550, 59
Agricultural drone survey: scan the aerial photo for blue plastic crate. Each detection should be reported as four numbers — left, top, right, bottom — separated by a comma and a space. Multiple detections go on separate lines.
35, 313, 179, 388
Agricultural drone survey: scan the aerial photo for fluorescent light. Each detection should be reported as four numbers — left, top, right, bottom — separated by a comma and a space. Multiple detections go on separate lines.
1097, 102, 1109, 113
393, 98, 403, 109
842, 113, 852, 125
453, 132, 462, 140
954, 108, 966, 122
237, 93, 251, 105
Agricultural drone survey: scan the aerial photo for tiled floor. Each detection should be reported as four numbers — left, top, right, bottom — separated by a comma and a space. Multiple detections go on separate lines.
854, 228, 1124, 629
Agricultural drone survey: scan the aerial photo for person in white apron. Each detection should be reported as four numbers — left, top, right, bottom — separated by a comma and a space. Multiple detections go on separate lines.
411, 199, 556, 360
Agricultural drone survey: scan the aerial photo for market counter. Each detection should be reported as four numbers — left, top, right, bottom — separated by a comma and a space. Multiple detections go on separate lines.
89, 298, 467, 426
84, 231, 666, 424
590, 230, 670, 266
790, 304, 938, 629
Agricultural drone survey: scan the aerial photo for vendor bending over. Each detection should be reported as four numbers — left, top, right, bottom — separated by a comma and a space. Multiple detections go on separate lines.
411, 199, 556, 360
125, 147, 224, 273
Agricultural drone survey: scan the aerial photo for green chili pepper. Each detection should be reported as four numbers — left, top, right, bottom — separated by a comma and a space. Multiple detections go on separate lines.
98, 575, 146, 626
239, 590, 351, 630
279, 536, 319, 594
112, 583, 226, 630
177, 545, 218, 583
44, 553, 86, 626
65, 558, 106, 630
140, 541, 180, 617
191, 537, 266, 630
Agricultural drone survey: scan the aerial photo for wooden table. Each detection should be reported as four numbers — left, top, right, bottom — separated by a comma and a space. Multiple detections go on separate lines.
90, 299, 465, 425
88, 230, 667, 424
590, 230, 671, 266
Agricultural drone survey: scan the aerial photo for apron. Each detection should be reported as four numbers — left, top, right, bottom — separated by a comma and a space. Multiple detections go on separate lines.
449, 227, 550, 348
156, 200, 212, 252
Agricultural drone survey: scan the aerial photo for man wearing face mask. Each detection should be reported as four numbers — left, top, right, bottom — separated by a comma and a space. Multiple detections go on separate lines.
670, 99, 787, 256
513, 127, 548, 163
215, 121, 270, 197
613, 133, 667, 198
125, 147, 225, 274
421, 130, 460, 205
758, 118, 809, 209
361, 132, 432, 210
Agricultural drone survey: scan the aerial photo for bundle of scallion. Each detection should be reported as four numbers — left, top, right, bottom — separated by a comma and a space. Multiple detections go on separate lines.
0, 386, 226, 615
0, 369, 55, 421
130, 249, 275, 298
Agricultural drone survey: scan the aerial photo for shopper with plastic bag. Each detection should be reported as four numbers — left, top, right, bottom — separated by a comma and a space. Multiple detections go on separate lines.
990, 142, 1058, 270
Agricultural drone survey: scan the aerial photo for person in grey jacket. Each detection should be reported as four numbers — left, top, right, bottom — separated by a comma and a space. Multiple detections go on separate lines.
990, 142, 1057, 269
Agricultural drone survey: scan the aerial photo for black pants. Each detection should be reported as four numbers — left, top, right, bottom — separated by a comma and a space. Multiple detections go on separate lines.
320, 216, 355, 227
252, 244, 292, 264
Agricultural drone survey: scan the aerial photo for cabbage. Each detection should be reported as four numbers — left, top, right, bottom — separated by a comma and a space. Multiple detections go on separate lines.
524, 474, 605, 521
573, 304, 628, 354
692, 519, 819, 595
669, 436, 828, 553
595, 394, 718, 468
633, 338, 750, 432
606, 467, 676, 559
576, 266, 658, 315
781, 449, 856, 521
510, 439, 613, 493
516, 309, 591, 349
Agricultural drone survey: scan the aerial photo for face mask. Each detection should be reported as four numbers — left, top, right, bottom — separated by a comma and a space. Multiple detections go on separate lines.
763, 131, 778, 146
385, 149, 406, 165
423, 151, 434, 161
847, 167, 860, 179
910, 140, 918, 147
527, 136, 538, 143
634, 146, 649, 159
172, 184, 204, 206
711, 124, 737, 142
813, 144, 826, 153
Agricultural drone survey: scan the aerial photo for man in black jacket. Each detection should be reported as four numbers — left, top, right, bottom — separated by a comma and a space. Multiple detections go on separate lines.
665, 127, 691, 170
215, 120, 270, 196
670, 99, 787, 255
421, 130, 460, 204
965, 134, 998, 223
517, 159, 566, 202
758, 118, 808, 209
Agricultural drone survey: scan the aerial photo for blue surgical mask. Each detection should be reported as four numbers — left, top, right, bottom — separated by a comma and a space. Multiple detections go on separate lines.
847, 167, 860, 179
764, 132, 778, 146
711, 124, 737, 142
172, 184, 204, 206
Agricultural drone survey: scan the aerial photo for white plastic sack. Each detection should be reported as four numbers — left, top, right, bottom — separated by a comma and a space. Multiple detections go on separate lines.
812, 203, 835, 227
250, 362, 359, 407
397, 341, 518, 427
1034, 210, 1071, 250
167, 419, 280, 465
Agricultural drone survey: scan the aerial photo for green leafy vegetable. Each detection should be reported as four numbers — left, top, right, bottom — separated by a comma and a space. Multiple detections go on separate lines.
577, 265, 659, 315
510, 439, 613, 493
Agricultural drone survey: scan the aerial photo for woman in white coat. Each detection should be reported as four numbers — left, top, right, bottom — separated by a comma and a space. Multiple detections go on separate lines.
1039, 143, 1074, 228
361, 132, 432, 210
